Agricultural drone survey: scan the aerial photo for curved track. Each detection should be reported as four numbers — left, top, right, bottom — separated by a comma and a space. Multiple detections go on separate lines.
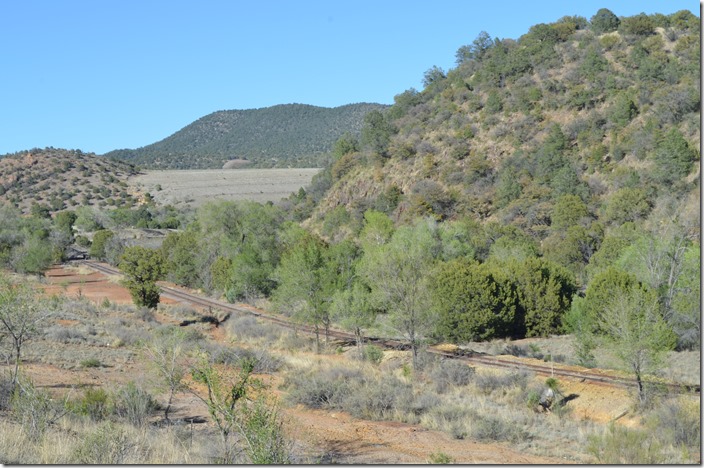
78, 260, 700, 395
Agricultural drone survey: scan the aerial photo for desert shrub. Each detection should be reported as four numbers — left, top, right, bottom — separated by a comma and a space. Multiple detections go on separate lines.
227, 314, 282, 342
112, 382, 159, 427
10, 378, 66, 442
471, 414, 526, 442
400, 391, 440, 420
46, 326, 86, 344
198, 342, 281, 373
647, 398, 700, 451
230, 347, 282, 374
430, 360, 475, 393
284, 366, 363, 409
503, 344, 528, 357
71, 387, 111, 422
343, 375, 412, 420
474, 370, 529, 395
164, 304, 198, 319
428, 452, 454, 464
134, 307, 157, 323
423, 403, 473, 439
71, 421, 135, 464
588, 424, 666, 464
0, 375, 13, 410
80, 358, 102, 368
107, 318, 153, 346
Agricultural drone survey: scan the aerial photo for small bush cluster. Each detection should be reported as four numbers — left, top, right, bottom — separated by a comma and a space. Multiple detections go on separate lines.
198, 342, 282, 374
227, 314, 283, 343
64, 382, 158, 428
474, 370, 529, 395
429, 359, 475, 394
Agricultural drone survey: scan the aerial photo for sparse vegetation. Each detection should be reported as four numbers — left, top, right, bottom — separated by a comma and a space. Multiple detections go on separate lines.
0, 6, 699, 464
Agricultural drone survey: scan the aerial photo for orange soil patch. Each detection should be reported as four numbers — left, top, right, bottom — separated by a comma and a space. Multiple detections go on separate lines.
42, 264, 178, 306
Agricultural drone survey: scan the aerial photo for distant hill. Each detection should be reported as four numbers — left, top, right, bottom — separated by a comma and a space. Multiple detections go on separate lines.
104, 103, 388, 169
0, 148, 141, 215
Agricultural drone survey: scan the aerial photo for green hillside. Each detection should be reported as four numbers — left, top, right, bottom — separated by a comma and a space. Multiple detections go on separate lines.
301, 9, 700, 249
104, 103, 387, 169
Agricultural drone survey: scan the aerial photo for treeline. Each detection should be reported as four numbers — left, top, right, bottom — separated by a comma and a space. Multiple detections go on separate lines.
89, 198, 696, 368
0, 203, 184, 274
104, 103, 388, 169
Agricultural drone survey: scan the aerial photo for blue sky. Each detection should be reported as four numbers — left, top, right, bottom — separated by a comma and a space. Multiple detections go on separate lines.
0, 1, 698, 155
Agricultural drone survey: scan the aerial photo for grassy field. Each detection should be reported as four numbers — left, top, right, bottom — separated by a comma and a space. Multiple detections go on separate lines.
130, 168, 320, 207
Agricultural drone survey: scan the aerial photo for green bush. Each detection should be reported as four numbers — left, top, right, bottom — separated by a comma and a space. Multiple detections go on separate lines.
89, 229, 114, 260
75, 235, 91, 248
363, 345, 384, 365
428, 451, 454, 464
80, 358, 102, 368
72, 387, 111, 421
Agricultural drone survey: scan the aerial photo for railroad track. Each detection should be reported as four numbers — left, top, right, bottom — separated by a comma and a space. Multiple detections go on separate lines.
77, 260, 700, 395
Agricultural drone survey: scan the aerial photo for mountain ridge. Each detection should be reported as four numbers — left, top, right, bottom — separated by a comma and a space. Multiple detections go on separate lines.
104, 102, 388, 169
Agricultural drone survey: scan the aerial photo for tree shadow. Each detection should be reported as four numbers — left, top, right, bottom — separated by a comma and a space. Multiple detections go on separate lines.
558, 393, 579, 407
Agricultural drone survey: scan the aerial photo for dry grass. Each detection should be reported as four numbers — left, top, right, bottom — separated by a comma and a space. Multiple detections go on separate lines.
130, 168, 320, 207
0, 418, 213, 464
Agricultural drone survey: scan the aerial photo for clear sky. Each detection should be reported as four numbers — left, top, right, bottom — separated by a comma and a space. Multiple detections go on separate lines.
0, 1, 698, 155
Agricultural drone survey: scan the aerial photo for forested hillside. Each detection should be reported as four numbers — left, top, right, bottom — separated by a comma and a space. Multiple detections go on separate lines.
273, 8, 700, 351
304, 10, 699, 231
105, 103, 387, 169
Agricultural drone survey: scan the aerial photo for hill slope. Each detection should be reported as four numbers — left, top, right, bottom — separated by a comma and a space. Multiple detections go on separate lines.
0, 148, 141, 215
303, 11, 700, 248
105, 103, 387, 169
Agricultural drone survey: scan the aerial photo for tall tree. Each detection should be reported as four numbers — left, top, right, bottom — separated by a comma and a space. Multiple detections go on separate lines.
330, 281, 376, 356
361, 110, 395, 157
505, 257, 577, 337
597, 286, 676, 404
358, 220, 438, 369
119, 246, 165, 309
430, 258, 521, 342
271, 233, 329, 352
590, 8, 620, 34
